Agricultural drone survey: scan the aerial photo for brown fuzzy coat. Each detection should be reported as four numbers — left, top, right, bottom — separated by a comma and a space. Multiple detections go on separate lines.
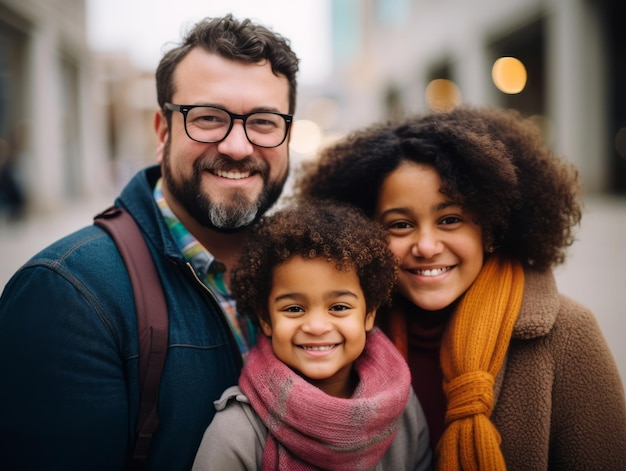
492, 269, 626, 470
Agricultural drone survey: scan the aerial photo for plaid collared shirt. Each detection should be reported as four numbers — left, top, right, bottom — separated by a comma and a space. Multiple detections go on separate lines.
153, 178, 254, 361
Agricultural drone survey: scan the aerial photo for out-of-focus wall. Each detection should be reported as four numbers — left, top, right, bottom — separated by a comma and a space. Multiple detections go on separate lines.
0, 0, 111, 216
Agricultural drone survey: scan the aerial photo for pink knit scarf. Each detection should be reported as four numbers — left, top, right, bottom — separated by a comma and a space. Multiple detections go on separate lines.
239, 328, 411, 471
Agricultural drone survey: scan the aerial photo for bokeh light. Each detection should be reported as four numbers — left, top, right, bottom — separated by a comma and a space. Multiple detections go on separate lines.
425, 79, 462, 112
289, 119, 323, 155
492, 57, 527, 94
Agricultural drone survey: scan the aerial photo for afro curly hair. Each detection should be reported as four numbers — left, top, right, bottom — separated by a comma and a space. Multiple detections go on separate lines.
230, 201, 397, 327
293, 106, 582, 271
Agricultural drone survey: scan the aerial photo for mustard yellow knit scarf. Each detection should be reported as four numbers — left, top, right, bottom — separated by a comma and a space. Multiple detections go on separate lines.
437, 255, 524, 470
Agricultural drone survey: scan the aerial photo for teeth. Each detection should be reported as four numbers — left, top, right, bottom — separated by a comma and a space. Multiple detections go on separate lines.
414, 267, 451, 277
215, 170, 250, 180
301, 345, 336, 351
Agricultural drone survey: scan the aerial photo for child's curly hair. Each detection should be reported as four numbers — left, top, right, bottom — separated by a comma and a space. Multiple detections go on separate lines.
231, 201, 397, 326
293, 106, 582, 271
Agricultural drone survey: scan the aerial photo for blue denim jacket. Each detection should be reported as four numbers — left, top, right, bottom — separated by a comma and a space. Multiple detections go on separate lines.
0, 166, 242, 470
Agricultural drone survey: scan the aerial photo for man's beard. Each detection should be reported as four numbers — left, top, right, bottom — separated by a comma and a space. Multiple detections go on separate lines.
162, 139, 287, 232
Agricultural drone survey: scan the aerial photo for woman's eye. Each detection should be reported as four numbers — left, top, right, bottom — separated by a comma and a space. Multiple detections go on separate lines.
440, 215, 462, 225
386, 220, 412, 230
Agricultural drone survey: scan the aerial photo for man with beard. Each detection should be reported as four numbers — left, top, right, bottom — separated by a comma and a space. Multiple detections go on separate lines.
0, 15, 299, 471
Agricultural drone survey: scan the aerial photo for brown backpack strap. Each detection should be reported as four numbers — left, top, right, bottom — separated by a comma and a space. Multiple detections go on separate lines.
94, 206, 169, 470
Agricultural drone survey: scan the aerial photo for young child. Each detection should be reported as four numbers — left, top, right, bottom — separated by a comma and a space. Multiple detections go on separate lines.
294, 106, 626, 470
192, 202, 432, 471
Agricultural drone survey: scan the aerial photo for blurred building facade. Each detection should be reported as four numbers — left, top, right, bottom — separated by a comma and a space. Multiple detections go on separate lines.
299, 0, 625, 195
0, 0, 174, 220
0, 0, 115, 216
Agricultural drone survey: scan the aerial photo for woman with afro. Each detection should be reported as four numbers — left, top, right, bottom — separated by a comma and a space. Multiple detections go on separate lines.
293, 106, 626, 470
192, 201, 432, 470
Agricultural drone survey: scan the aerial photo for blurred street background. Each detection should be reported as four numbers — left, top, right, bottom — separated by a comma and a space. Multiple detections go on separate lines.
1, 0, 625, 388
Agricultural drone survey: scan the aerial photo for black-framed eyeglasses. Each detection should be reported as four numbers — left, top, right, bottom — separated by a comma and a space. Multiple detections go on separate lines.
164, 103, 293, 148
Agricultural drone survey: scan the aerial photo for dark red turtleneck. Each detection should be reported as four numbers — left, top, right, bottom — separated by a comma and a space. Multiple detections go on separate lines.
406, 313, 447, 450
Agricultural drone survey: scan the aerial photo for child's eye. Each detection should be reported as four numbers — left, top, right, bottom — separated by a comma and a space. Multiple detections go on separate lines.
283, 305, 304, 313
440, 215, 462, 225
329, 304, 350, 313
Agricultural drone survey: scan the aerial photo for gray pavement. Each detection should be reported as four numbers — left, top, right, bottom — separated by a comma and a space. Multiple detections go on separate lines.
1, 193, 625, 391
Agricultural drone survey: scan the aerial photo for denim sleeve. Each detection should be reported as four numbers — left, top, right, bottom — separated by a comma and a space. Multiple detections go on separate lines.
0, 263, 130, 471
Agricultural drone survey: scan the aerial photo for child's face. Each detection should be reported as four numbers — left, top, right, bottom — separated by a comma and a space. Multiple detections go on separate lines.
260, 255, 375, 398
375, 160, 484, 312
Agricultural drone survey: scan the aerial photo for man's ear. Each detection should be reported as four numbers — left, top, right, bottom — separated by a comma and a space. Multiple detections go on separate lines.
154, 110, 169, 164
259, 316, 273, 336
365, 308, 377, 332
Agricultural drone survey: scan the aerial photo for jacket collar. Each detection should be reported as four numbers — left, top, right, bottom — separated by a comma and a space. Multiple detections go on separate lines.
115, 165, 185, 263
511, 268, 560, 340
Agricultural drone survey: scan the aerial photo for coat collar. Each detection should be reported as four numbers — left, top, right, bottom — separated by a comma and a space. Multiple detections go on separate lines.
511, 268, 560, 340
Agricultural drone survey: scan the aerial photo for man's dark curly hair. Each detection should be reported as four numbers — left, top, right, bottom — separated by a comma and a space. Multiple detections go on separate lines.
293, 106, 582, 271
231, 201, 397, 327
156, 14, 299, 116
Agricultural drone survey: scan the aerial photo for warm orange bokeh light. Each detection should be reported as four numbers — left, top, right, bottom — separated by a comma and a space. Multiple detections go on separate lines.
492, 57, 527, 94
425, 79, 462, 112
